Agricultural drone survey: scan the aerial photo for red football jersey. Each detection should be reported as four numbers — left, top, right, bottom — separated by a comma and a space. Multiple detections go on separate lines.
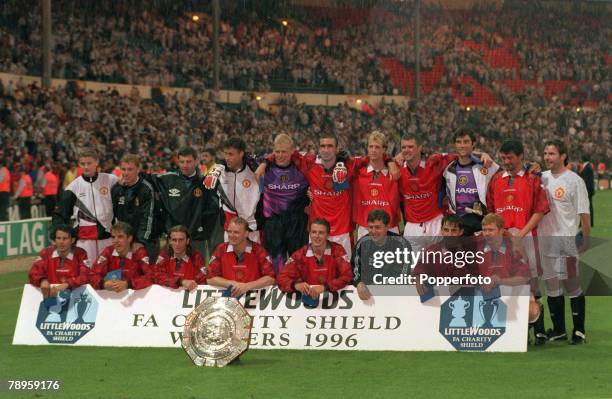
292, 152, 367, 236
486, 170, 550, 231
352, 164, 400, 228
154, 250, 207, 288
90, 245, 153, 290
277, 242, 353, 292
478, 240, 530, 280
207, 241, 275, 283
28, 246, 90, 288
398, 153, 456, 223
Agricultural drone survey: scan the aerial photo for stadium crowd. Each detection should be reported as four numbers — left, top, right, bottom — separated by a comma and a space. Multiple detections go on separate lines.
0, 0, 609, 99
0, 78, 609, 220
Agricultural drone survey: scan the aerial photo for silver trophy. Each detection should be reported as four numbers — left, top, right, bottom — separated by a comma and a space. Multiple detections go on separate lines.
182, 297, 252, 367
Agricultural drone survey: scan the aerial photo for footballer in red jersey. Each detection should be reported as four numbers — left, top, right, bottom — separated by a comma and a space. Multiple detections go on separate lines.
352, 131, 401, 240
259, 132, 396, 255
89, 222, 154, 292
486, 139, 549, 345
154, 225, 206, 290
278, 219, 353, 297
207, 217, 275, 298
29, 225, 90, 297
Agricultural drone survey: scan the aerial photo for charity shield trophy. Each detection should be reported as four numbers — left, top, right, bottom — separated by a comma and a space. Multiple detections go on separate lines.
182, 297, 252, 367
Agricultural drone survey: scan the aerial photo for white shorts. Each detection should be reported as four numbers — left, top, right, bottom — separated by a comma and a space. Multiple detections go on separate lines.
541, 255, 579, 281
224, 230, 261, 244
77, 238, 111, 265
508, 228, 541, 278
403, 214, 443, 252
356, 225, 400, 240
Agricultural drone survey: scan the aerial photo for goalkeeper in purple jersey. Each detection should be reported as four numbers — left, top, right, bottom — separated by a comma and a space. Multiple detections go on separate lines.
257, 134, 309, 272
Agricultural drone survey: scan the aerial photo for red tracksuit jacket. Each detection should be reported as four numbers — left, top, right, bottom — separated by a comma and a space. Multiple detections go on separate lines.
207, 241, 275, 283
28, 245, 89, 288
278, 242, 353, 292
90, 245, 153, 290
154, 249, 207, 288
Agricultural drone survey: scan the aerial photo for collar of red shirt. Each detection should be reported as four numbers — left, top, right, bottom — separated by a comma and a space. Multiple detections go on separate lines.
226, 243, 253, 254
502, 169, 525, 178
306, 244, 332, 257
366, 164, 388, 175
171, 254, 190, 262
51, 250, 74, 260
483, 243, 508, 254
112, 249, 133, 259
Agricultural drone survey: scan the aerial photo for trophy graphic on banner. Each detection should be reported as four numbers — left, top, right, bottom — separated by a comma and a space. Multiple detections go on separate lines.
479, 299, 499, 328
74, 292, 92, 323
448, 296, 470, 327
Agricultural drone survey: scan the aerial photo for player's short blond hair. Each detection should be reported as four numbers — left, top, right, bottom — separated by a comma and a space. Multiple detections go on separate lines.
120, 154, 141, 168
368, 130, 387, 148
274, 133, 294, 149
78, 148, 99, 160
229, 217, 249, 232
482, 213, 505, 229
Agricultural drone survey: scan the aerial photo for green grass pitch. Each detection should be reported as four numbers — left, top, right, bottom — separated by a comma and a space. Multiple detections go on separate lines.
1, 192, 611, 399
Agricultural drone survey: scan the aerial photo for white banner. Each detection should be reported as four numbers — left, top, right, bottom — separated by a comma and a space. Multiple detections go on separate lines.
13, 284, 529, 352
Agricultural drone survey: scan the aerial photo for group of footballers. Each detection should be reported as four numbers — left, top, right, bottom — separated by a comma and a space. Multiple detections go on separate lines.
28, 126, 591, 347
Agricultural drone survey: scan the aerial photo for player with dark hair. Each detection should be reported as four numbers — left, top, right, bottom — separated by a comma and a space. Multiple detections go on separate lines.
413, 215, 480, 296
486, 139, 550, 345
28, 225, 90, 297
352, 209, 411, 301
396, 133, 493, 251
89, 222, 154, 292
111, 154, 160, 261
539, 139, 590, 344
204, 137, 261, 244
278, 218, 353, 297
154, 225, 206, 290
153, 146, 220, 258
443, 126, 500, 235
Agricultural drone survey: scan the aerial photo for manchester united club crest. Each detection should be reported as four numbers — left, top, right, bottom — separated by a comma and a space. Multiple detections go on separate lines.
194, 188, 202, 198
235, 270, 244, 280
280, 174, 289, 183
554, 187, 565, 200
410, 182, 419, 192
242, 179, 251, 188
370, 188, 379, 197
325, 180, 334, 190
506, 194, 514, 203
480, 167, 488, 176
318, 275, 327, 284
458, 175, 469, 186
99, 186, 109, 195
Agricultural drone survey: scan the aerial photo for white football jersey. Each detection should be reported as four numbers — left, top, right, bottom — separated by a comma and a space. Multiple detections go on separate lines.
540, 169, 589, 237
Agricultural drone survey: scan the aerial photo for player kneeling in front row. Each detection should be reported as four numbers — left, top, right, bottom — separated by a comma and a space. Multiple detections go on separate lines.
89, 222, 154, 292
29, 224, 90, 296
206, 217, 276, 298
352, 209, 411, 301
278, 218, 353, 298
413, 215, 480, 296
479, 214, 530, 291
154, 225, 206, 290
